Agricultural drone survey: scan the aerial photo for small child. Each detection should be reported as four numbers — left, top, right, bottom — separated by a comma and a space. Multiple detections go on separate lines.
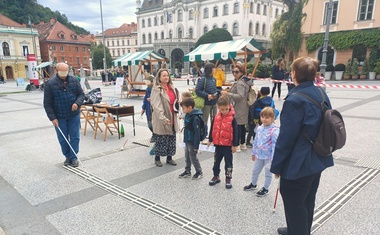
208, 95, 238, 189
141, 75, 155, 142
179, 91, 192, 119
179, 97, 203, 180
315, 72, 326, 92
244, 107, 279, 197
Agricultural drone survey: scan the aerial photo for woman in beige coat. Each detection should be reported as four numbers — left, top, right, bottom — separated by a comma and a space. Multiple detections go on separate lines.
221, 63, 252, 152
150, 68, 179, 167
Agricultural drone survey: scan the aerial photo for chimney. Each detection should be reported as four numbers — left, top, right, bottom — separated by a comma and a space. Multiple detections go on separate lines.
50, 18, 55, 25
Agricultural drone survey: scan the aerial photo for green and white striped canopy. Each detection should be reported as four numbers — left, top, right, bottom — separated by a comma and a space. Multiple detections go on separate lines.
112, 50, 168, 67
184, 38, 266, 62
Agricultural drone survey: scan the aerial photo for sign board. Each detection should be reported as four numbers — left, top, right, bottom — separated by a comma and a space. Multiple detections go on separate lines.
115, 77, 124, 94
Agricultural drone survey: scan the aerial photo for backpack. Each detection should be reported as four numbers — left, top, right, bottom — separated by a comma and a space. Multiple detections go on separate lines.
247, 84, 258, 106
193, 114, 208, 141
254, 100, 280, 120
296, 89, 346, 157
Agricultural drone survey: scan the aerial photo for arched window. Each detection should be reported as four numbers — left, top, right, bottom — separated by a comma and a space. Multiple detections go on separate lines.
148, 18, 151, 27
249, 22, 253, 36
257, 4, 261, 14
169, 30, 173, 39
263, 5, 267, 15
233, 2, 239, 13
142, 19, 145, 28
161, 31, 164, 39
222, 23, 228, 30
213, 6, 218, 17
178, 9, 183, 21
203, 25, 208, 34
178, 27, 183, 39
148, 33, 152, 43
352, 44, 367, 65
154, 32, 158, 40
233, 22, 239, 36
154, 17, 158, 26
204, 8, 209, 18
317, 46, 334, 65
2, 42, 10, 56
275, 8, 279, 18
250, 2, 254, 13
160, 16, 164, 25
142, 34, 146, 44
189, 28, 193, 38
262, 24, 266, 36
255, 22, 260, 35
213, 24, 218, 29
223, 4, 229, 15
189, 10, 194, 20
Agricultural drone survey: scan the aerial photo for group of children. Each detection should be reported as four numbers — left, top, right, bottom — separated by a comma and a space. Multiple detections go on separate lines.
142, 76, 279, 195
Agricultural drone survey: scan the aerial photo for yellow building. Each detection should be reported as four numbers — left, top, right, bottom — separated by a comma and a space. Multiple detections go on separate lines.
0, 13, 40, 81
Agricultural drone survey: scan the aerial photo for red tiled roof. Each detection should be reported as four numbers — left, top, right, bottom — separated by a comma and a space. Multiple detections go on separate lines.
140, 0, 163, 10
103, 22, 138, 37
0, 13, 24, 27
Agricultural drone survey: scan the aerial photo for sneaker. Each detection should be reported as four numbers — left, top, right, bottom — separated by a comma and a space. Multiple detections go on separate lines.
243, 183, 257, 191
225, 177, 232, 189
192, 172, 203, 180
235, 145, 241, 153
64, 158, 70, 166
179, 171, 191, 178
70, 158, 79, 167
246, 143, 253, 148
240, 143, 247, 150
202, 139, 209, 145
256, 187, 269, 197
209, 176, 221, 186
155, 160, 163, 167
277, 227, 288, 235
149, 136, 155, 143
166, 159, 177, 166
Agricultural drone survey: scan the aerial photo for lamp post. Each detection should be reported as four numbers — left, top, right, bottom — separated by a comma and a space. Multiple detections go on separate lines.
100, 0, 108, 82
88, 48, 93, 77
320, 0, 333, 76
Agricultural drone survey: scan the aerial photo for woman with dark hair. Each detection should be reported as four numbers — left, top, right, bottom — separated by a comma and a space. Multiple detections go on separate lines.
195, 63, 218, 126
271, 57, 333, 235
221, 63, 253, 152
271, 58, 285, 100
150, 68, 179, 167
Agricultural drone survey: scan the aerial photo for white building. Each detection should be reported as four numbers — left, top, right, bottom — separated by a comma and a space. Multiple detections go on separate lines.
135, 0, 286, 73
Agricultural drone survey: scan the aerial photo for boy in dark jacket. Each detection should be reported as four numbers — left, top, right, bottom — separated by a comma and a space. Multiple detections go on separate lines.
178, 97, 203, 180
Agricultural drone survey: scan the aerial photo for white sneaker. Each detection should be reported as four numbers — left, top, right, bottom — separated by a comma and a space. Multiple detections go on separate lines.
236, 145, 241, 152
202, 139, 209, 145
240, 143, 247, 150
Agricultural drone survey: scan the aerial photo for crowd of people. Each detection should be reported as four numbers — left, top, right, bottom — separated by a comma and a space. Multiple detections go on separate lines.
44, 57, 333, 235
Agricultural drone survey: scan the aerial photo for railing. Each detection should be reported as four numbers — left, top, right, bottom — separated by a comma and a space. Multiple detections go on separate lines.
154, 38, 196, 44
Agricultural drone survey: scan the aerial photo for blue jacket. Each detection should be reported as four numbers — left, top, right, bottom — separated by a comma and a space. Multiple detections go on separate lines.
183, 108, 203, 148
249, 96, 274, 124
270, 81, 334, 180
195, 77, 218, 106
142, 86, 152, 119
43, 75, 84, 120
271, 65, 285, 80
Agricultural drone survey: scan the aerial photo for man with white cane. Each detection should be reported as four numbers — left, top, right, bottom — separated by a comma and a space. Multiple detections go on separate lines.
44, 62, 85, 167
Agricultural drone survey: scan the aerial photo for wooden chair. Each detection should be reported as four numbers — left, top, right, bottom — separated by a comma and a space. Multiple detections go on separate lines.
94, 107, 119, 141
80, 105, 101, 136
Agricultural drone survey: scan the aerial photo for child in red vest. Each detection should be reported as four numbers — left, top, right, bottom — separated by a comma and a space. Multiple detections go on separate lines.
207, 95, 239, 189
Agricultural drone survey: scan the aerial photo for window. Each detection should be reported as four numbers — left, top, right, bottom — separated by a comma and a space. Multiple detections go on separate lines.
262, 23, 266, 36
257, 4, 261, 14
52, 45, 56, 51
127, 40, 130, 45
142, 19, 145, 28
154, 17, 158, 26
317, 46, 334, 65
233, 2, 239, 13
142, 34, 146, 44
154, 32, 158, 40
358, 0, 374, 21
107, 41, 109, 47
75, 47, 78, 52
233, 22, 239, 36
123, 49, 125, 54
135, 40, 137, 45
189, 28, 193, 38
178, 9, 183, 21
60, 46, 64, 52
117, 50, 120, 56
213, 6, 218, 17
161, 16, 164, 25
222, 23, 228, 30
161, 31, 164, 39
204, 8, 209, 18
73, 35, 77, 40
263, 5, 267, 15
352, 44, 367, 64
76, 57, 80, 65
213, 24, 218, 29
275, 8, 279, 18
250, 2, 254, 13
255, 22, 259, 35
178, 28, 183, 39
323, 1, 338, 25
53, 57, 57, 63
223, 4, 229, 15
61, 57, 65, 62
83, 57, 87, 65
60, 34, 64, 39
203, 26, 208, 34
112, 41, 114, 46
82, 47, 86, 52
189, 10, 194, 20
117, 41, 119, 46
22, 46, 29, 56
249, 22, 253, 36
169, 30, 173, 39
148, 33, 152, 43
112, 50, 115, 57
148, 18, 151, 27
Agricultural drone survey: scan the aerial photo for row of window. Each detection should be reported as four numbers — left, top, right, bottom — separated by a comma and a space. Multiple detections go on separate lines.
111, 49, 133, 57
51, 45, 87, 53
141, 3, 284, 28
106, 39, 137, 47
323, 0, 374, 25
53, 57, 87, 65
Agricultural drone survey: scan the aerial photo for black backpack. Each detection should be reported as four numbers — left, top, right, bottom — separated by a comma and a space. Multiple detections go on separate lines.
193, 114, 208, 141
296, 89, 346, 157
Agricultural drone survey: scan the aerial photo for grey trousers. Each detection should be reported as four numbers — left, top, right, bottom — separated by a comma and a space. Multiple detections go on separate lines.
201, 104, 217, 126
251, 158, 273, 189
185, 143, 202, 173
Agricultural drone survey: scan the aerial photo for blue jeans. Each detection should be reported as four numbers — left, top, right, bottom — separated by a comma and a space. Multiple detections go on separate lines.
55, 114, 80, 160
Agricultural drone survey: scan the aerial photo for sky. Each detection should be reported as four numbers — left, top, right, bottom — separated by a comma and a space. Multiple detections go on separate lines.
37, 0, 138, 34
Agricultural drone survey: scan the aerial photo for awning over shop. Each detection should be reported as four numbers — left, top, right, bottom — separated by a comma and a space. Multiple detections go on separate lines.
35, 62, 52, 69
112, 50, 168, 67
184, 38, 267, 62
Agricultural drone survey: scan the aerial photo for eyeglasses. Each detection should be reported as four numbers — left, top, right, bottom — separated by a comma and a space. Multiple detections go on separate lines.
232, 70, 240, 74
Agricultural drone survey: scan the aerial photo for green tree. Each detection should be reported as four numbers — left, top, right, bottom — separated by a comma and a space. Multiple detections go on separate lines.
92, 44, 112, 70
195, 28, 233, 48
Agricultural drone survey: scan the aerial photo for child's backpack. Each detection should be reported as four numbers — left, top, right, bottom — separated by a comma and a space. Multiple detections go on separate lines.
194, 114, 208, 141
247, 85, 258, 106
296, 89, 346, 157
254, 100, 280, 120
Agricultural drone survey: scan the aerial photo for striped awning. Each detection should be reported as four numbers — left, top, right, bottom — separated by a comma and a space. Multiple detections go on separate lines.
35, 62, 52, 69
112, 50, 168, 67
184, 38, 267, 62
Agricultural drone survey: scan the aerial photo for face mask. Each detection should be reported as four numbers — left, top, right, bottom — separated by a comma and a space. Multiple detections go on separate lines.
58, 71, 68, 77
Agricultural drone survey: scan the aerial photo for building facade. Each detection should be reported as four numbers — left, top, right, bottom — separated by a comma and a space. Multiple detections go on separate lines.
135, 0, 286, 73
95, 23, 138, 60
0, 13, 40, 81
298, 0, 380, 73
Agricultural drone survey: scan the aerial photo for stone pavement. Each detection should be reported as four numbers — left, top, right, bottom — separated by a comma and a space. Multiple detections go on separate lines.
0, 77, 379, 235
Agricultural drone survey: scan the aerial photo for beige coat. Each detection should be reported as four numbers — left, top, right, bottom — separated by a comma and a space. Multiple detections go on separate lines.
150, 84, 179, 135
228, 78, 249, 125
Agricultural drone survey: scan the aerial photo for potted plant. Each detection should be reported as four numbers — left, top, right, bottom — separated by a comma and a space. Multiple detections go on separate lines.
344, 59, 352, 80
334, 63, 345, 80
351, 58, 359, 79
360, 59, 369, 79
369, 48, 379, 80
375, 62, 380, 79
325, 64, 334, 80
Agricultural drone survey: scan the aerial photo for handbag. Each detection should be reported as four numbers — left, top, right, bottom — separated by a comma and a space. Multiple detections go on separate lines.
192, 77, 207, 109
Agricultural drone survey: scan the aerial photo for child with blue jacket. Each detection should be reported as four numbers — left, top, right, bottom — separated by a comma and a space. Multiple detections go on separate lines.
178, 97, 203, 180
244, 107, 279, 196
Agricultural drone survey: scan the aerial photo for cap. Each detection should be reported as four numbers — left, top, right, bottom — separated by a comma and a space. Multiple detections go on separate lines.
260, 87, 270, 95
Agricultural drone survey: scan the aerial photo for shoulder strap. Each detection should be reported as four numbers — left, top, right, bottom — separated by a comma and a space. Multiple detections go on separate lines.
294, 89, 328, 112
202, 77, 207, 91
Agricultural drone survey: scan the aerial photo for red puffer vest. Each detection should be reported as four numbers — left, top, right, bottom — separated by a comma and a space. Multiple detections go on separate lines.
212, 105, 235, 146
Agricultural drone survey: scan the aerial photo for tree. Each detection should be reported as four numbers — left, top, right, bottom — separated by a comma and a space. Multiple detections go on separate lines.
92, 44, 112, 70
195, 28, 233, 48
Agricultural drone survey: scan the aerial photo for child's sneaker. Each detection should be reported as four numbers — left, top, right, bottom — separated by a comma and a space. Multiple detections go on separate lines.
243, 183, 257, 191
235, 145, 241, 152
240, 143, 247, 150
246, 143, 253, 148
192, 172, 203, 180
256, 187, 269, 197
209, 176, 221, 186
225, 177, 232, 189
178, 171, 191, 178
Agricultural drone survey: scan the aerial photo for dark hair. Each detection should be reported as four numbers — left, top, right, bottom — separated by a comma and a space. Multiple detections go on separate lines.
260, 107, 275, 118
291, 57, 319, 84
234, 63, 246, 75
180, 97, 195, 108
217, 95, 230, 106
204, 63, 215, 78
155, 68, 172, 85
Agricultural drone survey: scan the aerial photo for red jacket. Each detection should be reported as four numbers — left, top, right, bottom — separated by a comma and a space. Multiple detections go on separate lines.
212, 105, 235, 146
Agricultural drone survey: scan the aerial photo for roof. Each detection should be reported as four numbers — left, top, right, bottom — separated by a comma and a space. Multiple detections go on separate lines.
139, 0, 164, 11
0, 13, 24, 27
103, 23, 138, 37
36, 62, 52, 69
112, 50, 168, 66
184, 38, 267, 62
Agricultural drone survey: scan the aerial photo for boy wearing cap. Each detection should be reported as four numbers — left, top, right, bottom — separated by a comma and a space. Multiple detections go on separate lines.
246, 87, 274, 148
141, 75, 155, 142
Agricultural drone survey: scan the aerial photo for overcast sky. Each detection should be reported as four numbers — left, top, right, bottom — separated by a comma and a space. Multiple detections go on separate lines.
37, 0, 138, 34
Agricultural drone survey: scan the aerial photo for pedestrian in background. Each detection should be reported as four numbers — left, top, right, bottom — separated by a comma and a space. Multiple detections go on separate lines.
214, 64, 226, 90
43, 62, 85, 167
141, 75, 155, 142
271, 58, 285, 100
